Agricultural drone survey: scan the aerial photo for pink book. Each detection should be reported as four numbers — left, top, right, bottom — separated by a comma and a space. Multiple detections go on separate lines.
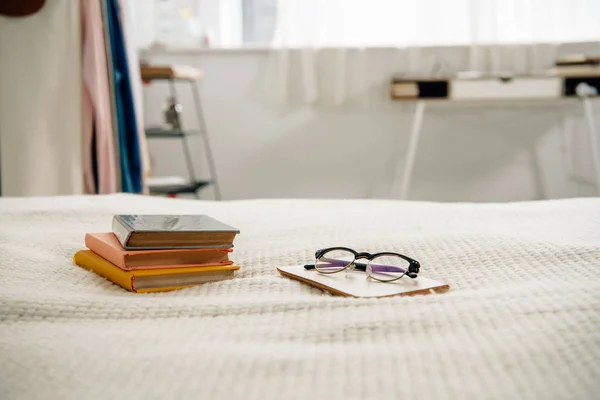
85, 232, 233, 271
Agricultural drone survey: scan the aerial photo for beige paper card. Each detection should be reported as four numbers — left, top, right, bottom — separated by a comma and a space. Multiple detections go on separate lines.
277, 265, 449, 298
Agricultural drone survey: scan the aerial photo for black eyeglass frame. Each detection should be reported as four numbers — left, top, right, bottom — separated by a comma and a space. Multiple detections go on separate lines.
303, 246, 421, 281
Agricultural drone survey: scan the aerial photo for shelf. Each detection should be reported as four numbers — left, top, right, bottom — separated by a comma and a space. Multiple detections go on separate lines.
141, 65, 202, 81
140, 62, 221, 200
145, 127, 199, 138
147, 176, 212, 195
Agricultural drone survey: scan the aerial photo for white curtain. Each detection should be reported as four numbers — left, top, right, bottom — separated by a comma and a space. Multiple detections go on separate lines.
272, 0, 600, 47
263, 0, 600, 106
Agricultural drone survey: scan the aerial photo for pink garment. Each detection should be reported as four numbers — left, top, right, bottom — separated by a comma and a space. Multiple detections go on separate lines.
81, 0, 117, 194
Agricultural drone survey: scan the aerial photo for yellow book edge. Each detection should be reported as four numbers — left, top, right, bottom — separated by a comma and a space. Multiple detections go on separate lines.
73, 250, 240, 293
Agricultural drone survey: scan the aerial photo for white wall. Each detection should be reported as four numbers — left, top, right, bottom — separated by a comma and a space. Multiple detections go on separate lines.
139, 48, 599, 202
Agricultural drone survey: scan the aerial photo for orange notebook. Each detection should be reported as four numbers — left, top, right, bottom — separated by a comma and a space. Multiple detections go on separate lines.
85, 232, 233, 271
73, 250, 240, 293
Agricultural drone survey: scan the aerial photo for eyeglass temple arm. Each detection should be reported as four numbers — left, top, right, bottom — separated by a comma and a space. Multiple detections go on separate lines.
303, 262, 368, 271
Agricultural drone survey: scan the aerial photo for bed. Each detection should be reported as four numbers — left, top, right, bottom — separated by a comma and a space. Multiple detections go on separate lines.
1, 193, 598, 399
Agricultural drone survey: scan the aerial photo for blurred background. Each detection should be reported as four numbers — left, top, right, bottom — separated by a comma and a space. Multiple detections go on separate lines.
1, 0, 599, 202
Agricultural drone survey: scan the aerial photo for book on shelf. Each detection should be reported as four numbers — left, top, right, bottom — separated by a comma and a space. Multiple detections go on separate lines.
554, 65, 600, 77
555, 54, 600, 67
112, 214, 240, 250
85, 232, 233, 271
140, 65, 202, 81
146, 176, 189, 187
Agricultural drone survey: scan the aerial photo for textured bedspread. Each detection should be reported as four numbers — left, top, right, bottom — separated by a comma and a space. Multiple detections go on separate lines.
0, 194, 599, 399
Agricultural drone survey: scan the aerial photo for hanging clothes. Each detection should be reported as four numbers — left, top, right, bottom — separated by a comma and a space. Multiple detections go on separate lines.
81, 0, 118, 194
118, 0, 151, 195
104, 0, 142, 193
0, 0, 83, 196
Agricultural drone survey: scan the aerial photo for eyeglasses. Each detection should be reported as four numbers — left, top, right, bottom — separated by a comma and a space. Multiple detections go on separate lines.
303, 247, 420, 282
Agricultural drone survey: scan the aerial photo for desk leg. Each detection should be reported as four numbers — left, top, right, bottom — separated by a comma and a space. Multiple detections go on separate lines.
394, 101, 425, 200
559, 111, 573, 197
582, 97, 600, 195
528, 145, 547, 200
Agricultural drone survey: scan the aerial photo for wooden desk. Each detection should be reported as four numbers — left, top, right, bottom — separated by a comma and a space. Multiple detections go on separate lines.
388, 71, 600, 199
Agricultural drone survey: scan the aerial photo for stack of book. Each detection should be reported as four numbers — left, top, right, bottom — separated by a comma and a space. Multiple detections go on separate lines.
73, 214, 240, 293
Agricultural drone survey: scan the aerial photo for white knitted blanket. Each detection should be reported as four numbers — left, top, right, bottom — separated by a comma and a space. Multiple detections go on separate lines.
1, 194, 599, 400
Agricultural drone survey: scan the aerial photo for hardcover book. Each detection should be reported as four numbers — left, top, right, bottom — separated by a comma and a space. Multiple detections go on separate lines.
73, 250, 240, 293
112, 214, 240, 250
85, 232, 233, 270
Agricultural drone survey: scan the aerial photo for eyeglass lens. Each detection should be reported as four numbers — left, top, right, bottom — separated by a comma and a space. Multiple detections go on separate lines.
315, 249, 355, 273
366, 255, 410, 281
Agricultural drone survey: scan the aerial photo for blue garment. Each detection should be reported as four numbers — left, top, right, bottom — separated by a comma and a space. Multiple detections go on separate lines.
105, 0, 142, 193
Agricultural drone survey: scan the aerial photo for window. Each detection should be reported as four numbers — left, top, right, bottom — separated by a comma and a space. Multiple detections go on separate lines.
242, 0, 277, 45
136, 0, 600, 50
132, 0, 277, 49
